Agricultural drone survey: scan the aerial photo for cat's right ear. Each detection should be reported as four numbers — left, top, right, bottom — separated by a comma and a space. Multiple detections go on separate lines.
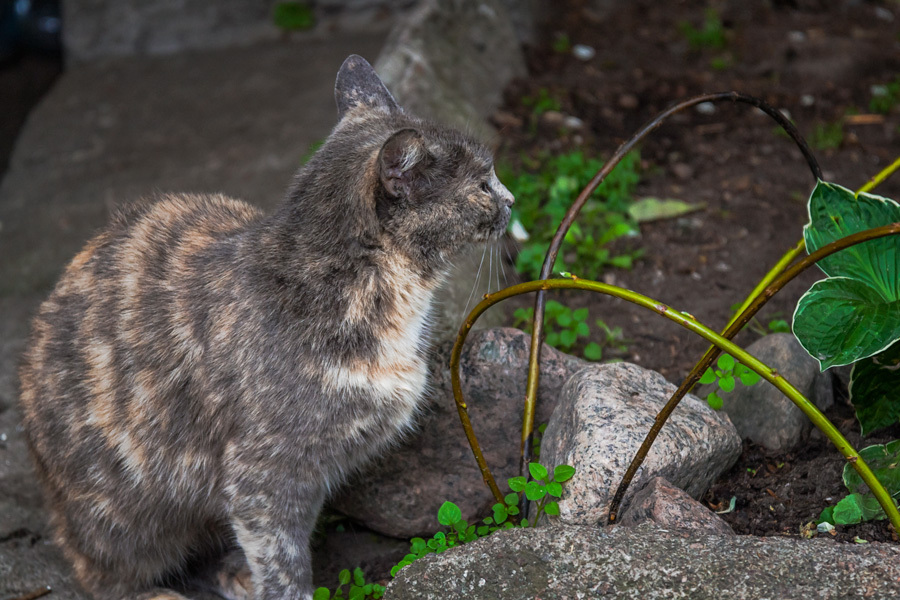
335, 55, 400, 120
378, 128, 427, 198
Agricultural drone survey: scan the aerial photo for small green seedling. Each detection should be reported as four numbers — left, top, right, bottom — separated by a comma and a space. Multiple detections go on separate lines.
514, 301, 627, 361
273, 1, 315, 30
508, 462, 576, 526
869, 78, 900, 114
699, 353, 761, 410
388, 462, 575, 578
313, 567, 384, 600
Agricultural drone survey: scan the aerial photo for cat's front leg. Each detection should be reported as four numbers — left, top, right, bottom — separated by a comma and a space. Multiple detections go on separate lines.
224, 448, 325, 600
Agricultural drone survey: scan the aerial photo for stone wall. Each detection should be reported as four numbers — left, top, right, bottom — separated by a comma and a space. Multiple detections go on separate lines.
61, 0, 416, 63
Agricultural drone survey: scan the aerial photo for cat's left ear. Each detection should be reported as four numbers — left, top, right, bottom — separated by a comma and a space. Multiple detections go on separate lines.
378, 128, 427, 198
335, 55, 400, 120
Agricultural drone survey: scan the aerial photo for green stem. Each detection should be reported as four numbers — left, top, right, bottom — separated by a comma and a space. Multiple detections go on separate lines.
450, 272, 900, 532
858, 156, 900, 194
521, 92, 821, 511
608, 223, 900, 523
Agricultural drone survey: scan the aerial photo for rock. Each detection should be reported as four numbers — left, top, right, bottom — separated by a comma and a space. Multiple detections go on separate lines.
671, 162, 695, 181
617, 476, 734, 535
374, 0, 526, 141
709, 333, 834, 453
538, 362, 740, 525
385, 523, 900, 599
331, 328, 586, 538
618, 93, 639, 109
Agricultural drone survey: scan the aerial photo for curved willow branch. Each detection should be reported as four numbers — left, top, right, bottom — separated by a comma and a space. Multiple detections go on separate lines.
520, 92, 822, 491
451, 274, 900, 531
607, 222, 900, 523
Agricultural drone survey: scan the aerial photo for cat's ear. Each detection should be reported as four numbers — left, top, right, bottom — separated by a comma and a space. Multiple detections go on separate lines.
335, 55, 400, 120
378, 128, 427, 198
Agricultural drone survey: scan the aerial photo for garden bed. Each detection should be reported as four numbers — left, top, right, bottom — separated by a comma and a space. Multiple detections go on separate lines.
492, 0, 900, 543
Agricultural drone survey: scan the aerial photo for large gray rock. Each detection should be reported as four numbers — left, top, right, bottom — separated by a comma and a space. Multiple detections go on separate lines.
331, 328, 585, 538
617, 476, 734, 535
539, 362, 741, 526
385, 523, 900, 599
375, 0, 527, 140
712, 333, 834, 452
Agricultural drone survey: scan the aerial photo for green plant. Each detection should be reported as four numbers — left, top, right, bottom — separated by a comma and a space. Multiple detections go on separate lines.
513, 301, 628, 361
508, 462, 576, 525
698, 352, 761, 410
552, 33, 572, 54
389, 462, 575, 578
869, 78, 900, 114
818, 441, 900, 526
808, 121, 844, 150
504, 150, 643, 280
678, 8, 727, 50
313, 567, 384, 600
273, 1, 315, 30
522, 88, 562, 117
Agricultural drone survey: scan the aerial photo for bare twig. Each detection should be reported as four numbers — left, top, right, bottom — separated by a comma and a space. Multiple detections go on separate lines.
519, 92, 821, 518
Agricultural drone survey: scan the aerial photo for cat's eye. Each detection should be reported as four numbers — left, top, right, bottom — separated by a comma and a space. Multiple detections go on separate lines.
480, 181, 492, 194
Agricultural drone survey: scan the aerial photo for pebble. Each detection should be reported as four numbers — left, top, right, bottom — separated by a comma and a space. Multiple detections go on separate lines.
800, 94, 815, 107
618, 93, 639, 109
787, 30, 806, 44
671, 163, 694, 181
695, 102, 716, 115
572, 44, 596, 61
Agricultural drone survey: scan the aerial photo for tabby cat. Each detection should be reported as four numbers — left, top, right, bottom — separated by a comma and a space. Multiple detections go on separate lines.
19, 55, 513, 600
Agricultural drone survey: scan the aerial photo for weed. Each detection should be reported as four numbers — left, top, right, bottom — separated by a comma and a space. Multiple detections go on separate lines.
389, 462, 575, 577
513, 301, 628, 361
869, 78, 900, 115
313, 568, 384, 600
808, 121, 844, 151
552, 33, 572, 54
698, 353, 762, 410
502, 150, 643, 281
679, 8, 727, 50
522, 88, 562, 117
273, 1, 314, 31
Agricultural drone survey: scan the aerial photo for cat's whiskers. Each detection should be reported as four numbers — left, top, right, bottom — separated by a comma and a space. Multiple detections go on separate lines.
463, 244, 488, 318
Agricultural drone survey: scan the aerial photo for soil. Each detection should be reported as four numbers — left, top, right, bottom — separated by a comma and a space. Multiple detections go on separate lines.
492, 0, 900, 543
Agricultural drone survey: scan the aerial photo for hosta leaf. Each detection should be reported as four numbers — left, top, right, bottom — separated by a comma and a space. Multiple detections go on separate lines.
842, 440, 900, 496
803, 181, 900, 290
793, 277, 900, 370
833, 493, 889, 524
794, 181, 900, 369
850, 342, 900, 435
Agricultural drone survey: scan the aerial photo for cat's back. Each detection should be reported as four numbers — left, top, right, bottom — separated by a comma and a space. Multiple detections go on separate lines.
20, 192, 261, 476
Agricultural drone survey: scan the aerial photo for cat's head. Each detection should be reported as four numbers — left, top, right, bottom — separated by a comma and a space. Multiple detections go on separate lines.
331, 55, 514, 273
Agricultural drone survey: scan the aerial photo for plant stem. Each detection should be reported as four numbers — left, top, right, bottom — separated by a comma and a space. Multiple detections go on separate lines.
858, 156, 900, 194
608, 157, 900, 523
452, 275, 900, 531
607, 223, 900, 523
521, 92, 821, 515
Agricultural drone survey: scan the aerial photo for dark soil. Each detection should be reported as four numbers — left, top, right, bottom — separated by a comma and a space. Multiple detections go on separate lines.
494, 0, 900, 543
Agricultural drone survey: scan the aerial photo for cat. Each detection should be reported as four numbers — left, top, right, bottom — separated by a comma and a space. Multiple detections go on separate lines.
19, 54, 514, 600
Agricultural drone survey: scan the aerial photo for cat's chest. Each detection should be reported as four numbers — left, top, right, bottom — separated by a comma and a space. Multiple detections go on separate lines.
321, 268, 436, 430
